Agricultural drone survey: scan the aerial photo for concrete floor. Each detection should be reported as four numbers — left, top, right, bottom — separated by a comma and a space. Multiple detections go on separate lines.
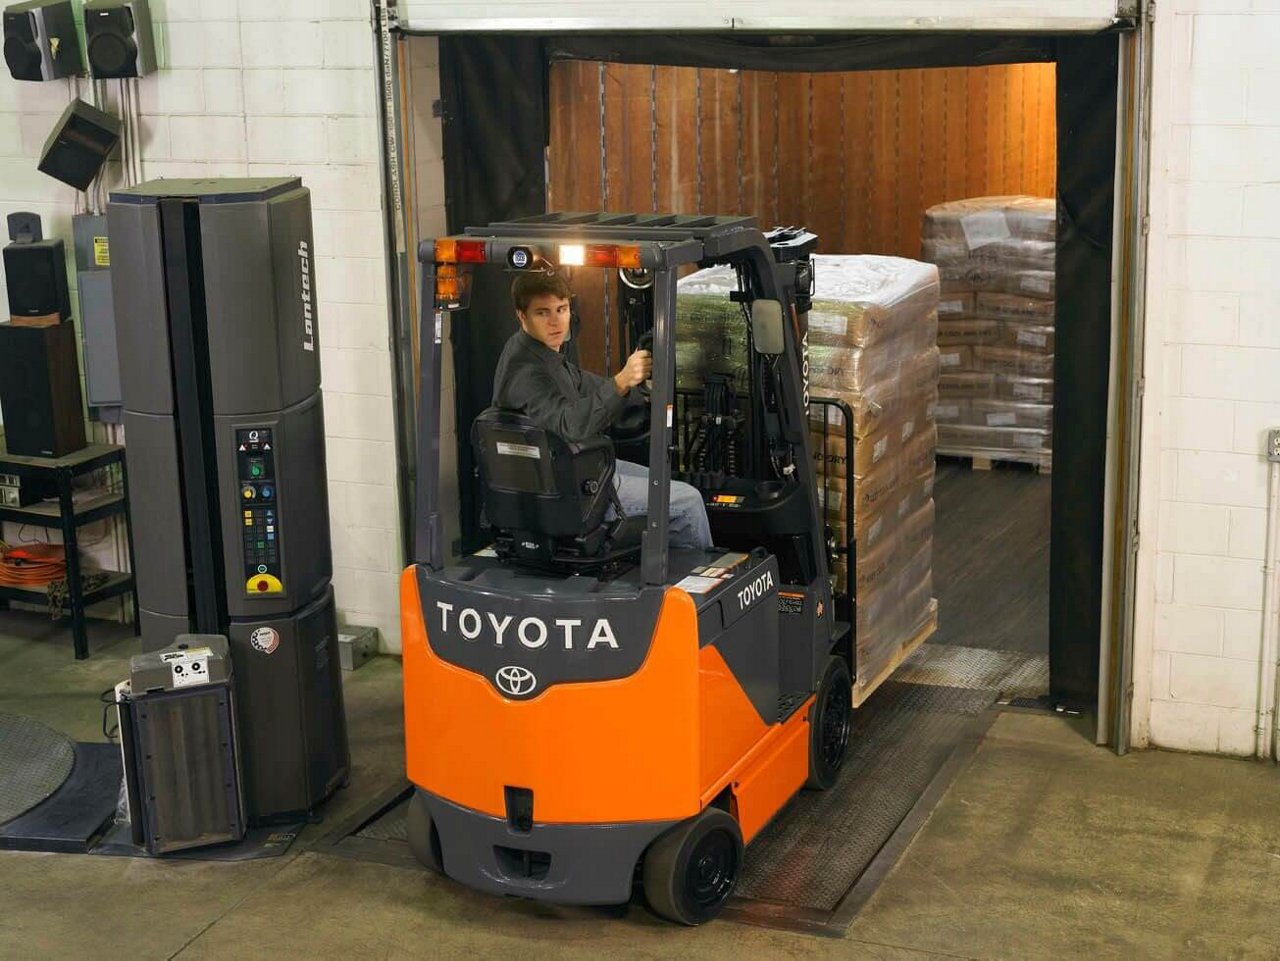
3, 611, 1280, 960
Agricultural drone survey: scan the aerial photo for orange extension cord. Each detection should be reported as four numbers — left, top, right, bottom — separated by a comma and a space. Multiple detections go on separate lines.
0, 542, 67, 587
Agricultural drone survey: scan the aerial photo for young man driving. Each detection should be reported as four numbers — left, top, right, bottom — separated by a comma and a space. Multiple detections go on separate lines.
492, 271, 712, 552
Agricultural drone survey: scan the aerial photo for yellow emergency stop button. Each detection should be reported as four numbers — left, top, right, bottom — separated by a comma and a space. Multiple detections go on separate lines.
246, 573, 283, 594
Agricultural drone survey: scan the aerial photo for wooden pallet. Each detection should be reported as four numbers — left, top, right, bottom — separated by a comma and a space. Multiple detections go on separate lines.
937, 447, 1052, 475
852, 598, 939, 708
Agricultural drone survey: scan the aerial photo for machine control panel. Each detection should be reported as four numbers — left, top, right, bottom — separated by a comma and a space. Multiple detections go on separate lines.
237, 427, 283, 596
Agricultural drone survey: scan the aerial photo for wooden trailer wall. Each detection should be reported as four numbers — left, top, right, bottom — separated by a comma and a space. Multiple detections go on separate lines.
547, 60, 1057, 372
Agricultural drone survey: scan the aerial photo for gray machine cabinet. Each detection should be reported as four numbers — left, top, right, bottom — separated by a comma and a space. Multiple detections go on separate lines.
226, 585, 349, 821
201, 188, 321, 414
214, 392, 333, 619
107, 200, 172, 416
123, 410, 191, 627
110, 177, 348, 822
108, 179, 320, 418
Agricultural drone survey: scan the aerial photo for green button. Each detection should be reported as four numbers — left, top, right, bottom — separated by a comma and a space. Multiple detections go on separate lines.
251, 465, 263, 477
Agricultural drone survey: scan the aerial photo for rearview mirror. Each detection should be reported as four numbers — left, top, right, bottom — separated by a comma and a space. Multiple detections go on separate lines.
751, 299, 785, 355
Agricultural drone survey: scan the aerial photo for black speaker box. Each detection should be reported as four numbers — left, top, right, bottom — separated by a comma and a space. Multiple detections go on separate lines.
38, 99, 121, 192
86, 0, 154, 79
3, 0, 82, 82
4, 238, 70, 320
0, 322, 87, 458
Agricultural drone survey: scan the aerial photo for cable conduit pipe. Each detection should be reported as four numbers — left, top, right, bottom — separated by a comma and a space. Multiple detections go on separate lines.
1258, 457, 1280, 760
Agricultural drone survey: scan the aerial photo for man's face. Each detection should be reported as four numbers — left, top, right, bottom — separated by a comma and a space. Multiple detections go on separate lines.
517, 293, 571, 351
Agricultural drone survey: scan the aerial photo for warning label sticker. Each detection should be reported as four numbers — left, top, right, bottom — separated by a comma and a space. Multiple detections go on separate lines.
778, 592, 805, 616
675, 574, 722, 595
496, 441, 540, 459
93, 236, 110, 267
160, 647, 213, 688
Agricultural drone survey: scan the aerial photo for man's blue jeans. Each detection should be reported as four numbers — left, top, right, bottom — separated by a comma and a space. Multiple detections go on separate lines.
611, 459, 713, 551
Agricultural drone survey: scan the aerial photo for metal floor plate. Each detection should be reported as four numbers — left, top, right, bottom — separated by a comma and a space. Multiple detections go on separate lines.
895, 643, 1049, 700
355, 800, 409, 843
734, 681, 995, 913
0, 714, 76, 826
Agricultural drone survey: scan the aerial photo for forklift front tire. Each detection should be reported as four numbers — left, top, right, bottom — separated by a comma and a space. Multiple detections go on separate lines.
406, 791, 444, 874
642, 808, 743, 925
805, 654, 852, 790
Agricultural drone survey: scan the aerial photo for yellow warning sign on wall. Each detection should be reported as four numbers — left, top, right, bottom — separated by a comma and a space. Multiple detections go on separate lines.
93, 236, 109, 267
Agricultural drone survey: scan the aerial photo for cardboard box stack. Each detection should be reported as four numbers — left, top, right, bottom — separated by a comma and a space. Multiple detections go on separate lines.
921, 196, 1056, 468
677, 255, 940, 694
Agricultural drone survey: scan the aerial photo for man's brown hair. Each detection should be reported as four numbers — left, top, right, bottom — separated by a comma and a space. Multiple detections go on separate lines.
511, 270, 572, 313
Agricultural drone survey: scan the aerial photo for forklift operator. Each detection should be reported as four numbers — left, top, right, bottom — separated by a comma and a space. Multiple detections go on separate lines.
492, 271, 713, 552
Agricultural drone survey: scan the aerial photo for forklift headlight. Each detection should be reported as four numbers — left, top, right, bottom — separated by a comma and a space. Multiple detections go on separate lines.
558, 244, 585, 266
557, 243, 643, 270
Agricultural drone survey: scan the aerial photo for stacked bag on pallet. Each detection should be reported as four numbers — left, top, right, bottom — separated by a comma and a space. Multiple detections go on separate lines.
921, 196, 1056, 467
676, 254, 940, 694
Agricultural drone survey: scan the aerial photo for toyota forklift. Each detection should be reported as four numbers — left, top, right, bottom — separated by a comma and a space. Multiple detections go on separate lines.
402, 213, 859, 925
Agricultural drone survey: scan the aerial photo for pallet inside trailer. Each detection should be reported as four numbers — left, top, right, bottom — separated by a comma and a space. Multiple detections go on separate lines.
938, 448, 1052, 475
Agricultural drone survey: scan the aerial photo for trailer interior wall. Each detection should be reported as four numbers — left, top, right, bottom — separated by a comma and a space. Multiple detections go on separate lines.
0, 2, 405, 647
1131, 1, 1280, 756
548, 60, 1057, 372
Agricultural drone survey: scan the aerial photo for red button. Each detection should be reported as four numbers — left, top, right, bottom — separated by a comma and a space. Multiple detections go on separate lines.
257, 580, 269, 592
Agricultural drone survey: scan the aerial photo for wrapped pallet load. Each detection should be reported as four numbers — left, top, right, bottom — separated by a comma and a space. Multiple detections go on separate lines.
676, 254, 940, 700
922, 196, 1056, 470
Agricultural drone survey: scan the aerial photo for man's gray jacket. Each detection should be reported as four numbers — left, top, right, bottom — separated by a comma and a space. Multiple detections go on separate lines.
492, 330, 640, 442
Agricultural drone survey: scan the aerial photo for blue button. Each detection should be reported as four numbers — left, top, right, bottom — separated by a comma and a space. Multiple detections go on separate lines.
261, 486, 274, 499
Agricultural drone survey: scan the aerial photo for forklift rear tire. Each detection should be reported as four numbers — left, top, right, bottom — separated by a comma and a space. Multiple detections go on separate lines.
805, 655, 852, 790
642, 808, 743, 925
406, 791, 444, 874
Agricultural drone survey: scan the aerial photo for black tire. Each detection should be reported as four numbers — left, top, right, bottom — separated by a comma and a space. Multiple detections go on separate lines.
642, 808, 743, 925
406, 791, 444, 874
805, 654, 852, 790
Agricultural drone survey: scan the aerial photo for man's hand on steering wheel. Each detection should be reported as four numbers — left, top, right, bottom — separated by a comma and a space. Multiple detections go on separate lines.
613, 349, 652, 396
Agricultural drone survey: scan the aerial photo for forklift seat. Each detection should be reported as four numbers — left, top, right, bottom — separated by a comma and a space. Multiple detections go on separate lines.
471, 408, 644, 571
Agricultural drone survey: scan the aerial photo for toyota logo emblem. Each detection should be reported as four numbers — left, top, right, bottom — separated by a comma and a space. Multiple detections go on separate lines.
495, 665, 537, 698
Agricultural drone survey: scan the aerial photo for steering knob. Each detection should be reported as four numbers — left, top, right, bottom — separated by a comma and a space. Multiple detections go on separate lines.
582, 479, 600, 494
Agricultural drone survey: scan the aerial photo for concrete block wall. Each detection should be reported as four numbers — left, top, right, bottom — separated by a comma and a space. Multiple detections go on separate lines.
0, 1, 405, 648
1135, 2, 1280, 754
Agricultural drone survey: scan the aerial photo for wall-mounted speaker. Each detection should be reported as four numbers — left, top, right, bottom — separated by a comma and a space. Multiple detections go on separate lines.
2, 0, 82, 82
4, 238, 71, 321
38, 99, 121, 191
85, 0, 155, 79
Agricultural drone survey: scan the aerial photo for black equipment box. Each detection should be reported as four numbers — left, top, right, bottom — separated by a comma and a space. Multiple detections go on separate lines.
116, 635, 246, 855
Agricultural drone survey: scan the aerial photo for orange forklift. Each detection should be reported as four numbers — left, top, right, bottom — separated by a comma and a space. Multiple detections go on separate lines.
401, 214, 858, 924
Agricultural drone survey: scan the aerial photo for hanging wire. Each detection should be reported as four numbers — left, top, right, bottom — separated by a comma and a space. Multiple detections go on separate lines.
130, 78, 143, 184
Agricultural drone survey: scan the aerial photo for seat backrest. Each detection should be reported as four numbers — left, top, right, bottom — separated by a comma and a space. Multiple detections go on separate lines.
470, 408, 615, 539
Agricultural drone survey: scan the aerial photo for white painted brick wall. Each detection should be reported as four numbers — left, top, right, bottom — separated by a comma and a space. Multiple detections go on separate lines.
0, 3, 406, 649
1135, 2, 1280, 756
